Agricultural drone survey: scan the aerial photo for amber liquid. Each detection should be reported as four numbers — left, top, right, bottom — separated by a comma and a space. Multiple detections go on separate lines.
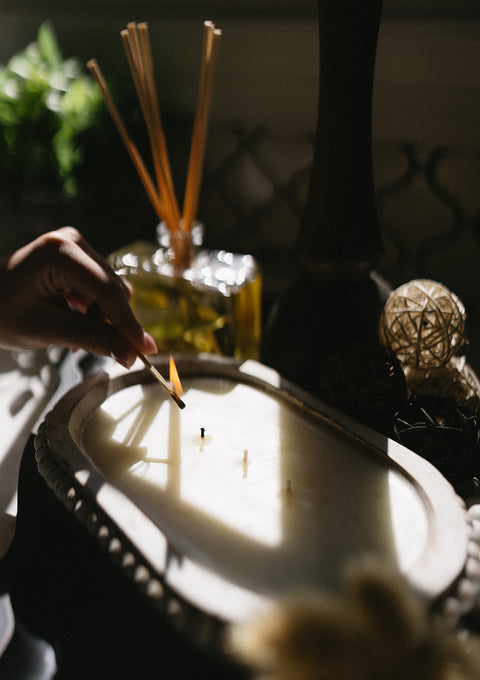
111, 242, 262, 359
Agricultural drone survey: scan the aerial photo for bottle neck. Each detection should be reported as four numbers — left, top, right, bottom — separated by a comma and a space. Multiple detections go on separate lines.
156, 221, 204, 274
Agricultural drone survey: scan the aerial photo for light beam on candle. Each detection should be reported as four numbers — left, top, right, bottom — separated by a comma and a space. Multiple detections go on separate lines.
167, 355, 183, 496
85, 379, 284, 548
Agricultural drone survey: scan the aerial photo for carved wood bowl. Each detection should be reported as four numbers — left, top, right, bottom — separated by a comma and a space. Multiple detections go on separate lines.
34, 354, 469, 652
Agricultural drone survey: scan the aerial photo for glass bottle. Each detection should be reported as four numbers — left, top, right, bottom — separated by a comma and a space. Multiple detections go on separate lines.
109, 222, 262, 359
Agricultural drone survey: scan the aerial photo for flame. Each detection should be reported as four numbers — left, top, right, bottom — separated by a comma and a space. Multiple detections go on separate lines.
169, 354, 183, 396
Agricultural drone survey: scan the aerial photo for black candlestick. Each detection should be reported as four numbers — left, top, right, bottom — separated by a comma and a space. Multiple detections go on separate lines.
262, 1, 396, 432
298, 0, 384, 282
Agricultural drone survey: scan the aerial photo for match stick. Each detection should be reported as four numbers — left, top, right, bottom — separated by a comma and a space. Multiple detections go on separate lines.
136, 352, 186, 409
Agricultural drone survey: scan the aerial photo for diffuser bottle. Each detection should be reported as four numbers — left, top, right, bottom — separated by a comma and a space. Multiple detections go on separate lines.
110, 223, 262, 359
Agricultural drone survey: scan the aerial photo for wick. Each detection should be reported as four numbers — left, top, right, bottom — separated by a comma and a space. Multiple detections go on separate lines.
200, 427, 205, 439
284, 479, 293, 506
242, 449, 249, 479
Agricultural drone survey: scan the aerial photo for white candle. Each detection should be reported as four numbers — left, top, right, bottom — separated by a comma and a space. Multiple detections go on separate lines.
83, 377, 429, 598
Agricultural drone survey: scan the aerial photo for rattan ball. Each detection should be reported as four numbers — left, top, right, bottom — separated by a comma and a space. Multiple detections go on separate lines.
404, 357, 480, 416
379, 279, 466, 369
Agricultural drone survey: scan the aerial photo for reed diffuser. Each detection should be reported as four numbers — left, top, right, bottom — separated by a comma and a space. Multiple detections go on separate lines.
89, 21, 261, 359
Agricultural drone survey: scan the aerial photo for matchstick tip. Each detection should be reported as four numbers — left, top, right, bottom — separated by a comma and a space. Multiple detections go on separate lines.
172, 394, 186, 409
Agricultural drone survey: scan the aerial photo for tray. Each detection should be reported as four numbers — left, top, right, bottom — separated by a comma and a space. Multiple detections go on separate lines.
34, 355, 468, 649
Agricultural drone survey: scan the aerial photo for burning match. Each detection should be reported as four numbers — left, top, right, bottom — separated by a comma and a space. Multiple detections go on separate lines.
136, 352, 185, 409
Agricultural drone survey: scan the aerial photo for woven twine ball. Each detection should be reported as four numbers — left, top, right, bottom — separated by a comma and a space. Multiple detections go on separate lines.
379, 279, 466, 369
404, 357, 480, 416
318, 341, 407, 433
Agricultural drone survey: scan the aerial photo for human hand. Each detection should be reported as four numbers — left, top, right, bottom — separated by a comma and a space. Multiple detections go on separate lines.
0, 227, 157, 367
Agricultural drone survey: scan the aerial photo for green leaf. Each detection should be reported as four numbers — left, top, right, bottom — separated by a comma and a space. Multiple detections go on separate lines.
0, 21, 103, 196
37, 21, 62, 69
60, 76, 102, 128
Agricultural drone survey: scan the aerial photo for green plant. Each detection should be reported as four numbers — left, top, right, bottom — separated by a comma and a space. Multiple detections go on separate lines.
0, 22, 102, 197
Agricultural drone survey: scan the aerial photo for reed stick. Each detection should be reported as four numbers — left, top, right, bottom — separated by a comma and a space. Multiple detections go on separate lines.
120, 31, 173, 232
121, 29, 149, 121
182, 22, 222, 232
87, 59, 165, 222
121, 23, 180, 234
90, 20, 221, 257
137, 23, 180, 227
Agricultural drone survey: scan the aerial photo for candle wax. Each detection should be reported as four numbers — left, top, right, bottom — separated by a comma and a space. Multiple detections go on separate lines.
83, 378, 428, 598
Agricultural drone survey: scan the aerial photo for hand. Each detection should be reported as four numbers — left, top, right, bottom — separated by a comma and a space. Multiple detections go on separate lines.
0, 227, 157, 367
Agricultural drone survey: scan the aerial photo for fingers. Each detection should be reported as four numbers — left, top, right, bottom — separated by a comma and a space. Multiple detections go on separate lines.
37, 229, 157, 356
44, 227, 133, 307
0, 227, 158, 361
54, 228, 133, 300
80, 302, 157, 366
32, 305, 142, 367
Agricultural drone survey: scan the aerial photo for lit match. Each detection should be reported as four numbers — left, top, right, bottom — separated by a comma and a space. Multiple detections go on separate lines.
136, 352, 185, 409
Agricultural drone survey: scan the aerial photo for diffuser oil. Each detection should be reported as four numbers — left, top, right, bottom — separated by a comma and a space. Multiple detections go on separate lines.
110, 226, 261, 359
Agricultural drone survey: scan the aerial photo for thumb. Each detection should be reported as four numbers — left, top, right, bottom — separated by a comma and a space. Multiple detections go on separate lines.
43, 310, 141, 368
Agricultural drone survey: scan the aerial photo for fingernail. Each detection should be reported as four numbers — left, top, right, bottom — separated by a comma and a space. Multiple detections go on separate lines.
111, 345, 135, 369
65, 293, 90, 315
142, 331, 158, 354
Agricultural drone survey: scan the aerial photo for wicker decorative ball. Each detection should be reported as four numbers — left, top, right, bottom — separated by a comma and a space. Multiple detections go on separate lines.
379, 279, 466, 369
404, 357, 480, 416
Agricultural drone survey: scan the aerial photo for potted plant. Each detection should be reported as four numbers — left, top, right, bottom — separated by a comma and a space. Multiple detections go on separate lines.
0, 22, 103, 250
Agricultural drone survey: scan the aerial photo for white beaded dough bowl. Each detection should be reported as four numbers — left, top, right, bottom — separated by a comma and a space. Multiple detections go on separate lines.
34, 355, 469, 649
